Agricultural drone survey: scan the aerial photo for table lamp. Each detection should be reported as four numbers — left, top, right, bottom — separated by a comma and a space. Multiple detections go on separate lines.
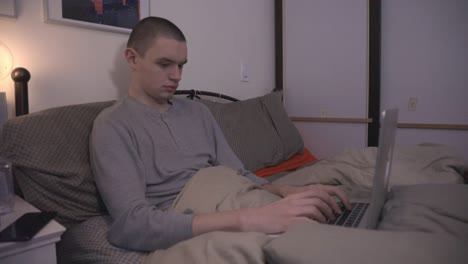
0, 40, 13, 126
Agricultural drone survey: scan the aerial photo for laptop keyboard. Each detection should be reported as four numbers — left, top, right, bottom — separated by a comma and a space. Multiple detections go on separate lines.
329, 202, 369, 228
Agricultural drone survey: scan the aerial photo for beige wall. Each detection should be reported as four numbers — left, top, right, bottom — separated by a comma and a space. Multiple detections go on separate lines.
380, 0, 468, 159
283, 0, 369, 159
283, 0, 468, 159
0, 0, 275, 117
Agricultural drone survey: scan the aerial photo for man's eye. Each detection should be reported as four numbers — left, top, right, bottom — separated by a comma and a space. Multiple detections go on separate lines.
159, 63, 170, 68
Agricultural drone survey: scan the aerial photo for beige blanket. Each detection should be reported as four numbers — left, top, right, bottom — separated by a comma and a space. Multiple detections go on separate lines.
144, 166, 276, 264
273, 144, 466, 193
144, 145, 468, 264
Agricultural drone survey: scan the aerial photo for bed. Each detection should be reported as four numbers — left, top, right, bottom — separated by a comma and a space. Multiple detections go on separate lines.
0, 90, 467, 264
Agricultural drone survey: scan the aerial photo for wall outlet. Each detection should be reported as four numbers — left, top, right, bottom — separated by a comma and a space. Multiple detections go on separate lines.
408, 97, 418, 111
320, 109, 326, 117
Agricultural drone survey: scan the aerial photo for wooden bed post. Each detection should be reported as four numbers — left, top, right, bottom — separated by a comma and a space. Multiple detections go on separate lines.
274, 0, 283, 92
367, 0, 382, 147
11, 67, 30, 117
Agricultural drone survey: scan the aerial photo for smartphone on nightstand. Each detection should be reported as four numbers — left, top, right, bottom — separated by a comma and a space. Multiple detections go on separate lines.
0, 211, 57, 242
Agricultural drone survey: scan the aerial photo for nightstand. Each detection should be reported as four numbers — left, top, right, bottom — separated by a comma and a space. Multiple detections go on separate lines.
0, 196, 66, 264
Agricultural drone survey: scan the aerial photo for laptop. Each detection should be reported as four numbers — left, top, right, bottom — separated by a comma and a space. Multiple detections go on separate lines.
329, 108, 399, 229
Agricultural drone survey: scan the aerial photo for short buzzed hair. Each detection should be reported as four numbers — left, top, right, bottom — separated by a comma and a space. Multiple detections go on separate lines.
127, 16, 186, 56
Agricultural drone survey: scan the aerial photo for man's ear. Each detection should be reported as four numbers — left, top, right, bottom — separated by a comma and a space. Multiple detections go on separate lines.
125, 48, 139, 68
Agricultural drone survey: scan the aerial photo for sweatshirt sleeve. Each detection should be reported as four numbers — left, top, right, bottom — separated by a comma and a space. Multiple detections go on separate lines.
89, 114, 193, 251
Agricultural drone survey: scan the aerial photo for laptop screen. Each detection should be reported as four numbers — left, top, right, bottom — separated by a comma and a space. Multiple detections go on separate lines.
365, 108, 398, 229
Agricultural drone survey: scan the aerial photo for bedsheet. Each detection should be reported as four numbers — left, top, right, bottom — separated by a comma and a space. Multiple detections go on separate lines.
142, 152, 468, 264
272, 143, 466, 194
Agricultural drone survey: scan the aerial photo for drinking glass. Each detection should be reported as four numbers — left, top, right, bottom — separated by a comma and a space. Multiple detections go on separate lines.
0, 159, 14, 215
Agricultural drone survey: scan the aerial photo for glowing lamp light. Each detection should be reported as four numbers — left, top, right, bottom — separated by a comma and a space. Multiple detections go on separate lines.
0, 41, 14, 80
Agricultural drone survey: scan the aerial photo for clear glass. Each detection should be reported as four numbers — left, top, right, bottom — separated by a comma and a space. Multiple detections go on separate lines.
0, 159, 14, 214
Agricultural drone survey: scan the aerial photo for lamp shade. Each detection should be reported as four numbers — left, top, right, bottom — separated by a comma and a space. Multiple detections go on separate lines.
0, 41, 13, 80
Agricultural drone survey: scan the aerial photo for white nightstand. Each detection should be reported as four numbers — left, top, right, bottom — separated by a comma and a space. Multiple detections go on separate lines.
0, 196, 66, 264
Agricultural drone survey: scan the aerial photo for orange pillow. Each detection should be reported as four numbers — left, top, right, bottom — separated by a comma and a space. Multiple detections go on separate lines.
254, 148, 318, 177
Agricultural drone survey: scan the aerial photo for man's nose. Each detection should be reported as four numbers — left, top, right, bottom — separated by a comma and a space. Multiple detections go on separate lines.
169, 66, 182, 81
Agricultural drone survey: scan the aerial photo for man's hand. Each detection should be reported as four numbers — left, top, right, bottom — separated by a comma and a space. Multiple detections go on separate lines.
239, 187, 350, 234
263, 183, 352, 215
193, 183, 352, 237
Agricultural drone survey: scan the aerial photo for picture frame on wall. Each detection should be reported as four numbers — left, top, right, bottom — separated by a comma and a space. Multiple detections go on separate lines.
0, 0, 17, 19
43, 0, 150, 34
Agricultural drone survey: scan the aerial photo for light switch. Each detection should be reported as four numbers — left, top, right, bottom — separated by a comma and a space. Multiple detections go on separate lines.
240, 62, 249, 82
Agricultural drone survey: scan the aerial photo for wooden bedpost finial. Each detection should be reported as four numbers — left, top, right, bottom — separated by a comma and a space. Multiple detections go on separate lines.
11, 67, 31, 82
11, 67, 31, 116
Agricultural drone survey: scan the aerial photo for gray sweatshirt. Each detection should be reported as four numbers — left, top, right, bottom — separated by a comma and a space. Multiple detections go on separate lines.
90, 95, 267, 251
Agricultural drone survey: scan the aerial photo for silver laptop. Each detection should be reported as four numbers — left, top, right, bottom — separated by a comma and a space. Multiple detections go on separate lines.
329, 108, 398, 229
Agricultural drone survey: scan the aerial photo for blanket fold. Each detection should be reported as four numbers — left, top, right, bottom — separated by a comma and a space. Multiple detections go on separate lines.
142, 144, 468, 264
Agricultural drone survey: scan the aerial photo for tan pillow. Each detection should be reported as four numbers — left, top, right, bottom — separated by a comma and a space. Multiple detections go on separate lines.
200, 91, 304, 172
0, 101, 114, 228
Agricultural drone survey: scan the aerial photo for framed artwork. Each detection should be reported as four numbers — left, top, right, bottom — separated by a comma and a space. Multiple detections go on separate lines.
43, 0, 150, 34
0, 0, 16, 19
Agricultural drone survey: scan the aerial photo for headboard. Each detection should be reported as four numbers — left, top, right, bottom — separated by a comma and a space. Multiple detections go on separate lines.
175, 89, 239, 102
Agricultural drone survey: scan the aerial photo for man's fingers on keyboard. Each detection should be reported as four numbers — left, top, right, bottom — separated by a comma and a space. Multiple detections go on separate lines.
327, 187, 352, 210
321, 186, 350, 211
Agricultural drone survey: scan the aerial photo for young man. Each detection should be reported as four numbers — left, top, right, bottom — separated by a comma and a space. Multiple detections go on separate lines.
90, 16, 351, 252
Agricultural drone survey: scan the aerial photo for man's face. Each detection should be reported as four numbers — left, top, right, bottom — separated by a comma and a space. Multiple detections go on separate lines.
129, 36, 187, 107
